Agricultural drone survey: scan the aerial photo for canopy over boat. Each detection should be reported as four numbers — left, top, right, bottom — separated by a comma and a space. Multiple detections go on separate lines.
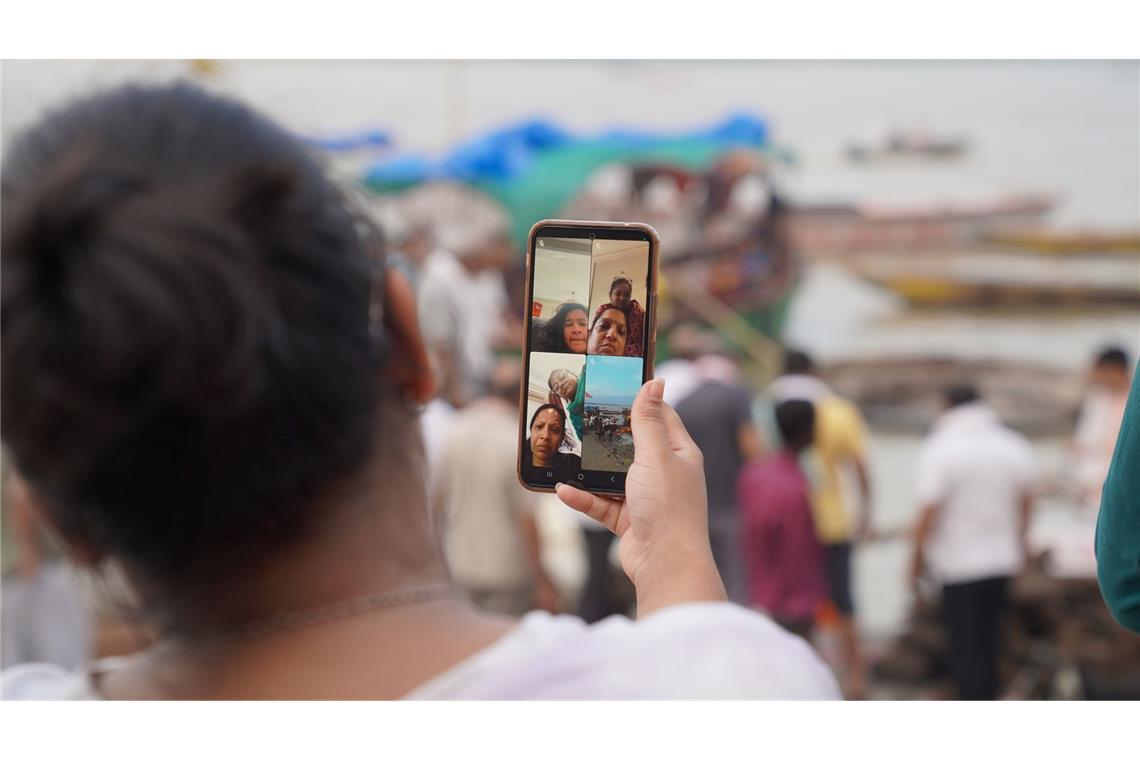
359, 113, 790, 244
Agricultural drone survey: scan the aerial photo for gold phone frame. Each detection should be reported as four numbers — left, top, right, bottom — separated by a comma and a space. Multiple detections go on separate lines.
516, 219, 660, 496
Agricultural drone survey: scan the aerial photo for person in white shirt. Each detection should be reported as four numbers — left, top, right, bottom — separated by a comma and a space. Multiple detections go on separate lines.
436, 360, 559, 616
653, 323, 706, 408
911, 385, 1036, 700
1071, 346, 1132, 513
417, 242, 476, 408
462, 235, 512, 389
1, 83, 838, 700
416, 225, 510, 408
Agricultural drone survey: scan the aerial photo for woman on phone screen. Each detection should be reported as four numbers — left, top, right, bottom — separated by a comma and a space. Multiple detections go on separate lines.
531, 302, 588, 354
587, 307, 628, 357
591, 277, 644, 357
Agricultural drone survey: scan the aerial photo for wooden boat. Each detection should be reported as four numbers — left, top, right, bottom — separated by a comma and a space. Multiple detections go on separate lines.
859, 275, 1140, 309
846, 131, 969, 163
564, 159, 801, 365
983, 229, 1140, 254
788, 194, 1056, 255
847, 248, 1140, 310
822, 357, 1083, 437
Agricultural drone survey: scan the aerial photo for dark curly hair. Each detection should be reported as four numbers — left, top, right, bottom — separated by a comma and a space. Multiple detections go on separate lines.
530, 301, 587, 353
1, 83, 386, 582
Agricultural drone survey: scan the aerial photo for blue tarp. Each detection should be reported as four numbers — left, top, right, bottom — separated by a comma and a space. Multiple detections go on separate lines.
306, 129, 393, 152
362, 113, 769, 188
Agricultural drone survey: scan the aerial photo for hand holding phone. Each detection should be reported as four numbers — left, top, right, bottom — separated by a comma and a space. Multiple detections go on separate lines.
554, 378, 726, 617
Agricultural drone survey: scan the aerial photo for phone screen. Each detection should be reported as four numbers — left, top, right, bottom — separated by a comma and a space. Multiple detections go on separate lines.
519, 223, 655, 494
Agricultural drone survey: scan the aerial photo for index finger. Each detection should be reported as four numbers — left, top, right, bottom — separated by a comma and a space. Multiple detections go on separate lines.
630, 378, 671, 461
631, 378, 698, 460
657, 396, 699, 455
555, 483, 626, 536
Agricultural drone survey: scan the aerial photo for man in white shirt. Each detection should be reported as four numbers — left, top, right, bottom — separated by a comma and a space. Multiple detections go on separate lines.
911, 385, 1035, 700
435, 360, 558, 616
653, 323, 706, 408
417, 243, 475, 408
417, 228, 512, 408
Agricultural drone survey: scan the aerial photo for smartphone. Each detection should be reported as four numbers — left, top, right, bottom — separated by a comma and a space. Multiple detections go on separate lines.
517, 219, 659, 496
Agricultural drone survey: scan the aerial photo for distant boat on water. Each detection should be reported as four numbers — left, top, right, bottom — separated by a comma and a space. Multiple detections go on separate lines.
983, 229, 1140, 255
788, 194, 1056, 255
823, 357, 1082, 437
859, 275, 1140, 310
845, 130, 969, 163
849, 248, 1140, 310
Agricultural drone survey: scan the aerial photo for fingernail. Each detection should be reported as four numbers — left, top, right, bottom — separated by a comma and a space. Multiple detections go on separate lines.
649, 378, 665, 400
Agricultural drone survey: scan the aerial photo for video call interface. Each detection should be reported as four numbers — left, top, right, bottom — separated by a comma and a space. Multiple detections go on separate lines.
524, 233, 651, 486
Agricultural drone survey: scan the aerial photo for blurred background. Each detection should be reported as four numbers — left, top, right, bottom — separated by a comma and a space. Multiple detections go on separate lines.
3, 59, 1139, 699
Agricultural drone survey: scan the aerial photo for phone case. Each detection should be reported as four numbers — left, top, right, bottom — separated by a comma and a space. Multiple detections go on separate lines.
516, 219, 661, 496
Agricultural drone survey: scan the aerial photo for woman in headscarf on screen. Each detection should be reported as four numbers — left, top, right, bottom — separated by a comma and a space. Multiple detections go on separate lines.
587, 307, 628, 357
590, 277, 643, 358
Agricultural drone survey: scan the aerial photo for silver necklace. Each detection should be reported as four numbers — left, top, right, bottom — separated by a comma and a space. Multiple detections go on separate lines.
170, 583, 459, 644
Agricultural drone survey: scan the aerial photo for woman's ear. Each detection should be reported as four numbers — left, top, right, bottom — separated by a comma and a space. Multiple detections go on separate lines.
381, 267, 436, 405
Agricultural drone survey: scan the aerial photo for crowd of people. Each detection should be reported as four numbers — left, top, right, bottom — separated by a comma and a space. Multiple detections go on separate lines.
662, 345, 869, 696
403, 245, 1138, 701
584, 409, 630, 441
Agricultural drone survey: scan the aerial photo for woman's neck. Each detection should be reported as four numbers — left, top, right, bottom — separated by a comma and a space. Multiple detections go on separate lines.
132, 416, 450, 636
95, 399, 522, 699
103, 453, 498, 699
105, 593, 513, 699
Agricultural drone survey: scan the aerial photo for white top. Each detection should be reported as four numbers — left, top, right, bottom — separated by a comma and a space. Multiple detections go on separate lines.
417, 248, 481, 396
436, 400, 538, 590
463, 270, 508, 385
416, 249, 468, 352
2, 603, 840, 700
552, 393, 583, 456
766, 373, 832, 403
915, 403, 1036, 585
653, 359, 701, 408
419, 397, 456, 471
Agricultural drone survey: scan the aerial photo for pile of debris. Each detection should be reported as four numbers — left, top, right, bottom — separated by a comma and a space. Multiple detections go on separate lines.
872, 558, 1140, 699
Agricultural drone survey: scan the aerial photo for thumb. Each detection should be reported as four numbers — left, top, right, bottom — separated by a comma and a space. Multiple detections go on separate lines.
630, 378, 668, 460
